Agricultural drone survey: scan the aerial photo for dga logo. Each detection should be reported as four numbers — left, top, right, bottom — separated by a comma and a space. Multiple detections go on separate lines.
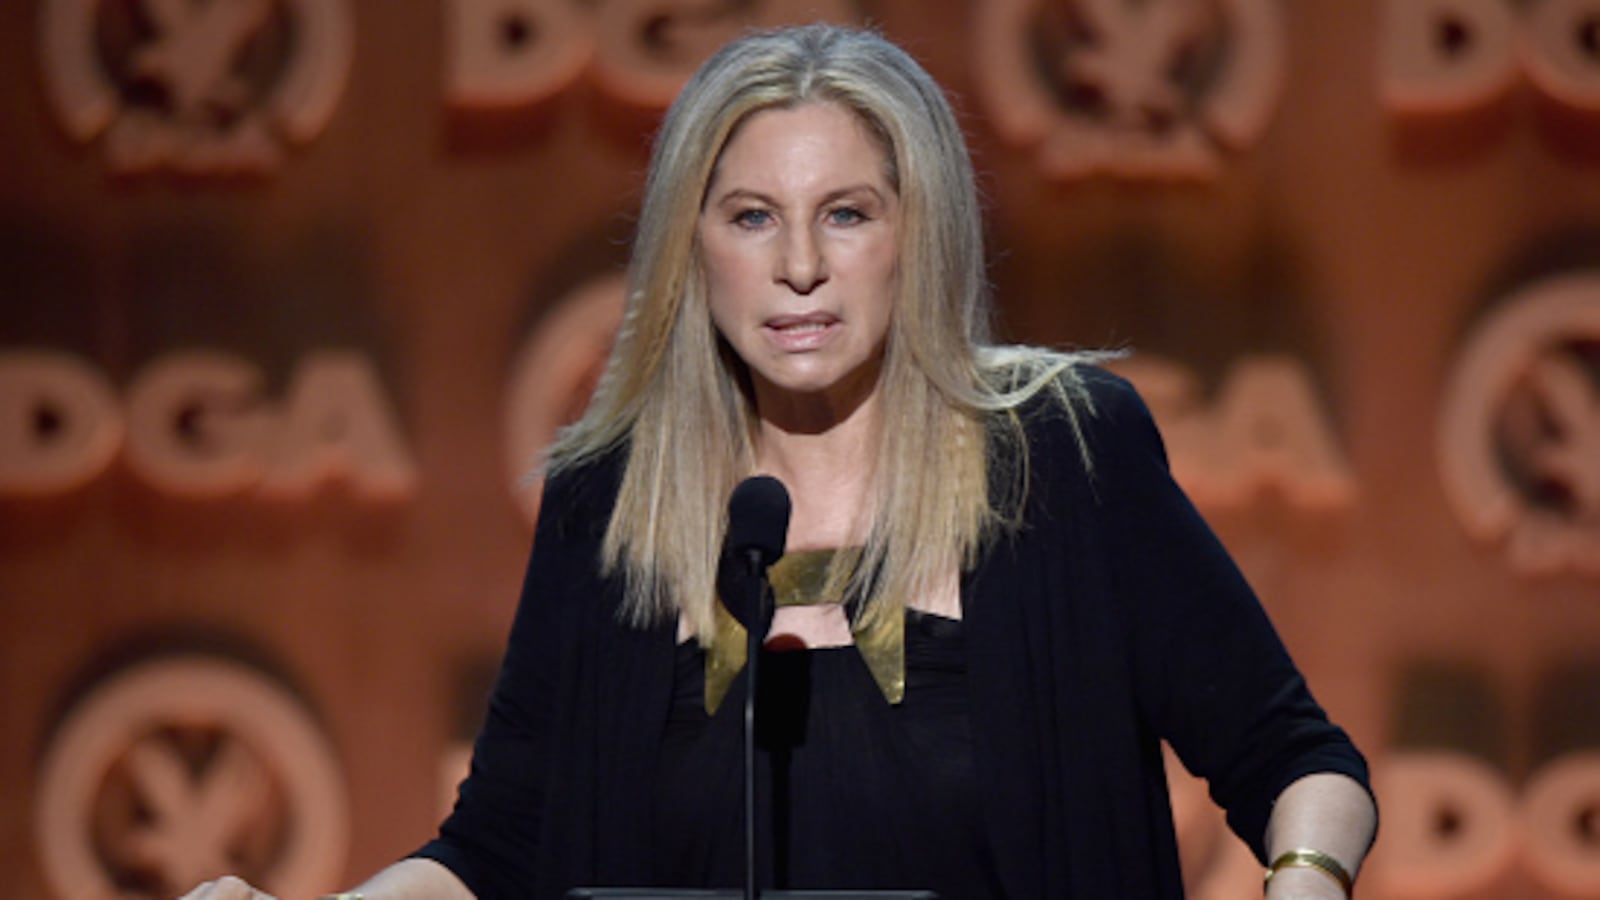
38, 0, 353, 175
974, 0, 1285, 180
34, 655, 349, 899
1439, 270, 1600, 576
1381, 0, 1600, 117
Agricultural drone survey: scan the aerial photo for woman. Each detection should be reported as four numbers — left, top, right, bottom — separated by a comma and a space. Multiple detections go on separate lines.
187, 22, 1376, 900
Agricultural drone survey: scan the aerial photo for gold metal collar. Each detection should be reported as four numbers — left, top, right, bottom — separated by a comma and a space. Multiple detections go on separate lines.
704, 548, 904, 713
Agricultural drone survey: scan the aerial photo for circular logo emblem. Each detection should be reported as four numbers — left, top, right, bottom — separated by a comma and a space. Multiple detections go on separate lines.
34, 655, 349, 899
38, 0, 353, 174
1439, 270, 1600, 575
975, 0, 1285, 180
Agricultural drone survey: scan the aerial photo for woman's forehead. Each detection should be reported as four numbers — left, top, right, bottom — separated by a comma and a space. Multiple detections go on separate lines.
706, 101, 897, 195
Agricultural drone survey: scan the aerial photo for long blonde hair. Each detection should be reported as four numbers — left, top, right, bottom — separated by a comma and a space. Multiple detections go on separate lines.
547, 23, 1100, 641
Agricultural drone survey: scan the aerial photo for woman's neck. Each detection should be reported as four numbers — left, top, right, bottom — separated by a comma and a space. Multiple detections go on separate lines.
753, 389, 881, 551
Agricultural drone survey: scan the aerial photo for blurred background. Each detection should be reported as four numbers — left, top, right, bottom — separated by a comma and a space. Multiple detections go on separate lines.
3, 1, 1599, 897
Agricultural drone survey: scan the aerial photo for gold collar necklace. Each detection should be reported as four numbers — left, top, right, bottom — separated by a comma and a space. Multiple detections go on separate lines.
704, 547, 904, 714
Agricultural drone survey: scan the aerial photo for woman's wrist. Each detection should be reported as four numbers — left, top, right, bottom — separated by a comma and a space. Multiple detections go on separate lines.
1265, 847, 1354, 899
1263, 862, 1349, 900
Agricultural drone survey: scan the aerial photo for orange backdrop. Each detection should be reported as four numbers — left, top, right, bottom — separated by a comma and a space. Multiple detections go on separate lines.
4, 2, 1600, 898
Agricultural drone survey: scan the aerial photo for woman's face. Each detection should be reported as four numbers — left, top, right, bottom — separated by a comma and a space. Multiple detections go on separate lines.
697, 101, 901, 419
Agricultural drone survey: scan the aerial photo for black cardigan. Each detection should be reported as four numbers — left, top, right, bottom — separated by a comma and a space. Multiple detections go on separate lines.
417, 367, 1371, 898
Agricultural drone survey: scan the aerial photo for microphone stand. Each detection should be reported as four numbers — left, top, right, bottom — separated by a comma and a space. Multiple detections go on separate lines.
742, 549, 766, 900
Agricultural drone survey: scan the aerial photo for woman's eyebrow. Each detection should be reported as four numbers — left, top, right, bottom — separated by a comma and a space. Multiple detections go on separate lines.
708, 184, 890, 208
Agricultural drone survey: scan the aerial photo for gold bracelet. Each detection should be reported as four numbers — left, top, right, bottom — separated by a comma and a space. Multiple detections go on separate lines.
1264, 848, 1352, 897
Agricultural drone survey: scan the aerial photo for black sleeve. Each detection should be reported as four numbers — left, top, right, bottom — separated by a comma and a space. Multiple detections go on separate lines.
1084, 369, 1372, 860
410, 466, 602, 898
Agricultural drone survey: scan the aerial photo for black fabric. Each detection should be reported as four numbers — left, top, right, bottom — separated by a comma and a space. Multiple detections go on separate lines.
651, 611, 998, 897
415, 367, 1372, 899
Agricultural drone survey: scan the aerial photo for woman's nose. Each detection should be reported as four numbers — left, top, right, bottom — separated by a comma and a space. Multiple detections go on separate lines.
776, 224, 828, 294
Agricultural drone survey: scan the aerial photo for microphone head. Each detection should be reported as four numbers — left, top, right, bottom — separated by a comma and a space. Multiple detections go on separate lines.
726, 475, 791, 568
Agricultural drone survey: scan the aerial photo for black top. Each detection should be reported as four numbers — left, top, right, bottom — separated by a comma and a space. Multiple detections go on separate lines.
415, 367, 1373, 899
652, 611, 1001, 896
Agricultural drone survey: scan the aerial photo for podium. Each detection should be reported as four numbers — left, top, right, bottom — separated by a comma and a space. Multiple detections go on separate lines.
569, 883, 934, 890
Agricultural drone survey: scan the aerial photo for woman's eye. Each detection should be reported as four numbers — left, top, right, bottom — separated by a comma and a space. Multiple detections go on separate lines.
733, 209, 772, 228
827, 207, 866, 226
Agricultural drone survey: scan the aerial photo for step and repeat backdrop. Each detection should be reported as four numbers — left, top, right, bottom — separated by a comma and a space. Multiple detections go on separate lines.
3, 1, 1600, 898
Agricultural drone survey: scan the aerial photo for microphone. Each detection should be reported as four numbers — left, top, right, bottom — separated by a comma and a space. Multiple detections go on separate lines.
723, 476, 791, 630
725, 475, 789, 900
727, 475, 790, 569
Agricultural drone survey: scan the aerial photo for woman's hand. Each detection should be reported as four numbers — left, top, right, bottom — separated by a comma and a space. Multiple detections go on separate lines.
177, 874, 275, 899
175, 859, 473, 900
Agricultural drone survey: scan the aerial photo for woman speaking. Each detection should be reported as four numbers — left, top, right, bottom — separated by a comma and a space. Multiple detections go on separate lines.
185, 22, 1376, 900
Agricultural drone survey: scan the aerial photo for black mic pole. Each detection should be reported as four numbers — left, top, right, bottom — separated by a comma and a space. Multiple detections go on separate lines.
724, 475, 790, 900
743, 547, 764, 900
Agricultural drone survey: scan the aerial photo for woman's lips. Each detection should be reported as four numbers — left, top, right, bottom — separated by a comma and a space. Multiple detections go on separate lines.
763, 313, 839, 351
